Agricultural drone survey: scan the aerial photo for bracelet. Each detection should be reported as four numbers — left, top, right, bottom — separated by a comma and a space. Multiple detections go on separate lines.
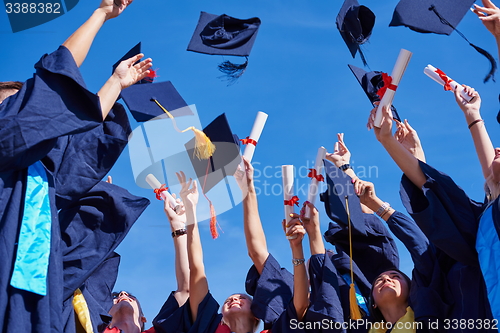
171, 228, 187, 238
468, 119, 483, 129
379, 207, 392, 219
339, 164, 351, 171
292, 258, 305, 267
376, 202, 390, 217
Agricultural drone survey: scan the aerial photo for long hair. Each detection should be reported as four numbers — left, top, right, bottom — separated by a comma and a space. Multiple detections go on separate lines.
368, 268, 411, 322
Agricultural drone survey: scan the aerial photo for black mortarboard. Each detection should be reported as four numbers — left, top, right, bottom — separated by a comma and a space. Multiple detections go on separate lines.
348, 64, 401, 122
112, 42, 157, 84
120, 81, 194, 122
336, 0, 375, 66
187, 11, 261, 83
185, 113, 241, 194
390, 0, 497, 82
320, 160, 365, 233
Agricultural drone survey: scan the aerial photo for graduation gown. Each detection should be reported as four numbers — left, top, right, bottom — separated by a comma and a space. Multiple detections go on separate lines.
0, 45, 135, 333
400, 161, 495, 329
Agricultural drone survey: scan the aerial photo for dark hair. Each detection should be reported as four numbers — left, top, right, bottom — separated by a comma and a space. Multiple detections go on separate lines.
368, 268, 411, 322
0, 81, 23, 91
112, 291, 145, 331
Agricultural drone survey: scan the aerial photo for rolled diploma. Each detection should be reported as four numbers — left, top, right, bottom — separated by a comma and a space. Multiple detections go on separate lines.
424, 64, 473, 102
243, 111, 268, 162
305, 147, 326, 219
374, 49, 412, 128
282, 165, 297, 240
145, 174, 178, 210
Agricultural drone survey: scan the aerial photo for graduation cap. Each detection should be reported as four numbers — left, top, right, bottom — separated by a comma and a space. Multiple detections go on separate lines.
112, 42, 158, 84
390, 0, 497, 82
187, 11, 261, 83
185, 113, 241, 238
348, 64, 401, 122
121, 81, 215, 160
336, 0, 375, 66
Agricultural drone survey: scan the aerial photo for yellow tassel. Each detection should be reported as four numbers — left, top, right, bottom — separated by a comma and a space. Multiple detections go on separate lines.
349, 283, 362, 320
151, 99, 216, 160
190, 127, 216, 160
72, 288, 94, 333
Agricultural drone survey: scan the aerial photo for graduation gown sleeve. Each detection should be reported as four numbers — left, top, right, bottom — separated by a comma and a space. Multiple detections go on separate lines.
0, 45, 104, 172
399, 161, 483, 267
245, 253, 294, 328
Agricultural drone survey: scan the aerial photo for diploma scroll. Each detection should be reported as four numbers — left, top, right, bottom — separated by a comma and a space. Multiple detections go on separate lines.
374, 49, 412, 127
145, 174, 180, 211
241, 111, 268, 164
423, 64, 473, 102
305, 147, 326, 219
282, 165, 297, 240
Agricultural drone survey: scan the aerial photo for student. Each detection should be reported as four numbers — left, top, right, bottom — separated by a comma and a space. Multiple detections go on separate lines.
369, 96, 497, 328
154, 170, 308, 333
0, 0, 152, 331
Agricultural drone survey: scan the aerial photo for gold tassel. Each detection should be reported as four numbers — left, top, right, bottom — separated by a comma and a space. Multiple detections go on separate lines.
151, 99, 216, 160
346, 196, 362, 320
73, 288, 94, 333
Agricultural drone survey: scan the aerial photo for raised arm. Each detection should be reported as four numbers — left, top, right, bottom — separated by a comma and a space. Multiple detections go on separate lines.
176, 171, 206, 322
454, 85, 494, 180
97, 54, 152, 119
473, 0, 500, 62
300, 202, 325, 256
163, 195, 190, 307
394, 119, 426, 163
235, 157, 269, 274
284, 215, 308, 321
326, 133, 358, 181
62, 0, 133, 67
368, 105, 427, 189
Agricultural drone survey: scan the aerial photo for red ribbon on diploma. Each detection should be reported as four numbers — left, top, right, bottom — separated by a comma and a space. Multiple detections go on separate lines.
376, 73, 398, 99
154, 184, 169, 200
308, 169, 324, 182
435, 68, 452, 91
284, 196, 300, 207
240, 136, 257, 146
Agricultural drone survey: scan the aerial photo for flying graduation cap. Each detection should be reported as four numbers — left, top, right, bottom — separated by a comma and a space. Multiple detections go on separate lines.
348, 64, 401, 122
390, 0, 497, 82
336, 0, 376, 66
112, 42, 158, 84
185, 113, 241, 238
187, 11, 261, 83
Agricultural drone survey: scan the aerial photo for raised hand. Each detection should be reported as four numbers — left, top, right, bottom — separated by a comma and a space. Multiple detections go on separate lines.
326, 133, 351, 168
176, 171, 199, 209
283, 214, 306, 247
99, 0, 134, 20
113, 54, 153, 89
473, 0, 500, 38
394, 119, 426, 162
454, 85, 481, 117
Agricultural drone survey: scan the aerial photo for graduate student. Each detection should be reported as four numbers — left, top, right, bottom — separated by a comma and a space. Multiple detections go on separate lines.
154, 170, 309, 333
0, 0, 152, 331
368, 94, 498, 328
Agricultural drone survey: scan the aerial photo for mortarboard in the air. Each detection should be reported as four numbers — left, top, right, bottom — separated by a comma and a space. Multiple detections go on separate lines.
390, 0, 497, 82
187, 11, 261, 83
336, 0, 375, 66
121, 81, 215, 159
185, 113, 241, 238
348, 64, 401, 122
120, 81, 194, 122
112, 42, 158, 84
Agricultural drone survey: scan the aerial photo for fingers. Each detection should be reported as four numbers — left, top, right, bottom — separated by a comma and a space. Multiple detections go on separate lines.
404, 119, 416, 133
106, 175, 112, 184
123, 53, 144, 66
299, 201, 317, 220
333, 142, 339, 153
367, 107, 377, 130
192, 180, 198, 193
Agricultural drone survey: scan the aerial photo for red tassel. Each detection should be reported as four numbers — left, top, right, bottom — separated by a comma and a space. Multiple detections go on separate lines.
209, 201, 219, 239
144, 68, 159, 83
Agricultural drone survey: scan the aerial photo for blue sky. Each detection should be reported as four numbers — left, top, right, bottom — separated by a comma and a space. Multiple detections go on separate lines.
2, 0, 500, 327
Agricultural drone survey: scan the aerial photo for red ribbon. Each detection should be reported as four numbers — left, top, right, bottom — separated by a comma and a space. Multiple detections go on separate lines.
376, 72, 398, 99
284, 195, 300, 207
308, 169, 324, 182
435, 68, 452, 91
154, 184, 169, 200
144, 68, 159, 83
240, 136, 257, 146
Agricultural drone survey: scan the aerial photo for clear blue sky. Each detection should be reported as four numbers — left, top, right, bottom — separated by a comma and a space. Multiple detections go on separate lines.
2, 0, 499, 327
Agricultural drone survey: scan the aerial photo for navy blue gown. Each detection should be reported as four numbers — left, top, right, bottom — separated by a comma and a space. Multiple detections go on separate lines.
0, 45, 138, 333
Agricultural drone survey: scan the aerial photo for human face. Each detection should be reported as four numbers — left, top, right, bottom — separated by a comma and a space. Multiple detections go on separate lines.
0, 89, 18, 104
221, 294, 253, 317
372, 270, 409, 307
490, 148, 500, 183
109, 291, 145, 329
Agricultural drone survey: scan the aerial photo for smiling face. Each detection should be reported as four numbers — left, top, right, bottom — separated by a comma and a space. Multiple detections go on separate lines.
108, 291, 146, 331
222, 293, 253, 316
372, 270, 410, 308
